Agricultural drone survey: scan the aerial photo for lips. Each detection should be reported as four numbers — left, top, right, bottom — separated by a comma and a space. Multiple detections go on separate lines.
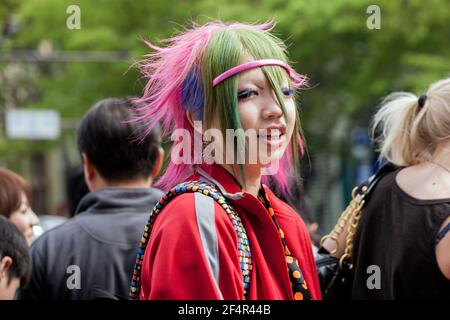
258, 131, 284, 139
257, 125, 286, 148
257, 125, 286, 139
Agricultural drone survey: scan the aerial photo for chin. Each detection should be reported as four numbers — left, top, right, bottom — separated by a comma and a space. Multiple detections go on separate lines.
262, 145, 287, 162
25, 234, 35, 245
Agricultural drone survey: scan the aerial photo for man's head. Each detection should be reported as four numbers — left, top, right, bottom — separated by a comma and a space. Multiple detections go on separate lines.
77, 98, 164, 191
0, 216, 31, 300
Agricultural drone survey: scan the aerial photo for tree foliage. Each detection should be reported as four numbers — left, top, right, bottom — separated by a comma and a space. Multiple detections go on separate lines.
1, 0, 450, 160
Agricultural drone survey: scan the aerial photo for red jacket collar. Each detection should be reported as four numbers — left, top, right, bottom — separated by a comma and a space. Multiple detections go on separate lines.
191, 164, 244, 198
190, 164, 280, 207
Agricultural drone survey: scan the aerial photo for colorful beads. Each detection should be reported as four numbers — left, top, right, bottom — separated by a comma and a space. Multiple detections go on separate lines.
129, 180, 252, 300
258, 189, 311, 301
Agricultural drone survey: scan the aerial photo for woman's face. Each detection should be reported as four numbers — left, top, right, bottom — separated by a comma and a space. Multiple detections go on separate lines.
236, 67, 296, 167
8, 193, 39, 246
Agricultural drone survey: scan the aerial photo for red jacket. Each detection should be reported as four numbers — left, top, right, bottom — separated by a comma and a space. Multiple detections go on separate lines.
140, 164, 322, 300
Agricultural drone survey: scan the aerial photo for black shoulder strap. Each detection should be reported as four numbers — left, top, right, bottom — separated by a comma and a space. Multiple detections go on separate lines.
436, 221, 450, 245
355, 162, 400, 201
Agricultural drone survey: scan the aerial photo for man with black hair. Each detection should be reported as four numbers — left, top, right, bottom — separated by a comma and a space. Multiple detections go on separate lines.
19, 98, 164, 300
0, 216, 31, 300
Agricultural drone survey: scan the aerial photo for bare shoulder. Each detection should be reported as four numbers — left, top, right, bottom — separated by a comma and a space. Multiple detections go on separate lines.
396, 164, 450, 200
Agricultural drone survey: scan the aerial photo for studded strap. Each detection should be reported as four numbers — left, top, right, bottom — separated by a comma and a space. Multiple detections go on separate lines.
130, 180, 252, 300
258, 189, 311, 300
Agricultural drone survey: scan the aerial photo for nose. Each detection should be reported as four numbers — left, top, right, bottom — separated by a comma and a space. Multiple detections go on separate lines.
262, 92, 283, 120
27, 209, 40, 226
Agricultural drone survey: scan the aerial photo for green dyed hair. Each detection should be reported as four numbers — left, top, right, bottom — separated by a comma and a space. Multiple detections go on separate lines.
201, 26, 305, 192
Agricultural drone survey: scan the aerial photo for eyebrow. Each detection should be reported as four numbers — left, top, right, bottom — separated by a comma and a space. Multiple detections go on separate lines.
239, 81, 291, 91
239, 77, 266, 89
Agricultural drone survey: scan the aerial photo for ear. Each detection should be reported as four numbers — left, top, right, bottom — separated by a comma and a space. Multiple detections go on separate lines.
151, 147, 165, 178
0, 256, 13, 280
186, 111, 204, 136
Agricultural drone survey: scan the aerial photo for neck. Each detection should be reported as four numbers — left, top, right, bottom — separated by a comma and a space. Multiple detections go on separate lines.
90, 177, 153, 192
221, 164, 262, 197
431, 142, 450, 170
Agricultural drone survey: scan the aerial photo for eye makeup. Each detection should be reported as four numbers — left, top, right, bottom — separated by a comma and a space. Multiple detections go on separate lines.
237, 89, 259, 100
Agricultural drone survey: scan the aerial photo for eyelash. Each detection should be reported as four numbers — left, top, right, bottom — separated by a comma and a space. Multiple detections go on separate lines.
237, 89, 258, 100
21, 207, 28, 214
237, 88, 295, 100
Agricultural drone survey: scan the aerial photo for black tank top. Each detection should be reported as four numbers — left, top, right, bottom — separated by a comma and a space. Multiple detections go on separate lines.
351, 168, 450, 299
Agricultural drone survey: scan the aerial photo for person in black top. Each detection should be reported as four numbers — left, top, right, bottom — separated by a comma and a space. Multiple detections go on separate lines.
19, 98, 164, 300
323, 78, 450, 299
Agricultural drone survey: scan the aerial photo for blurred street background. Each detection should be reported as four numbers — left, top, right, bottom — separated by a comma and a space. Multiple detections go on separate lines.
1, 0, 449, 235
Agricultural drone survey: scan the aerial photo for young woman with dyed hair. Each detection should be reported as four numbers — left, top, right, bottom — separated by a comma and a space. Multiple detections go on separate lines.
129, 21, 322, 300
324, 78, 450, 299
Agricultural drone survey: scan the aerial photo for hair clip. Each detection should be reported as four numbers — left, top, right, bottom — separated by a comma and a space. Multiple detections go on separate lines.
418, 93, 427, 109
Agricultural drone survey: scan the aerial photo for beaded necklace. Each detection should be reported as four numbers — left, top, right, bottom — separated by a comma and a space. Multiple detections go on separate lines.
257, 188, 311, 300
130, 180, 252, 300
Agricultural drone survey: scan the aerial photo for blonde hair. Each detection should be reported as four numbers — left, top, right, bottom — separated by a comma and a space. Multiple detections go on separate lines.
372, 78, 450, 166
